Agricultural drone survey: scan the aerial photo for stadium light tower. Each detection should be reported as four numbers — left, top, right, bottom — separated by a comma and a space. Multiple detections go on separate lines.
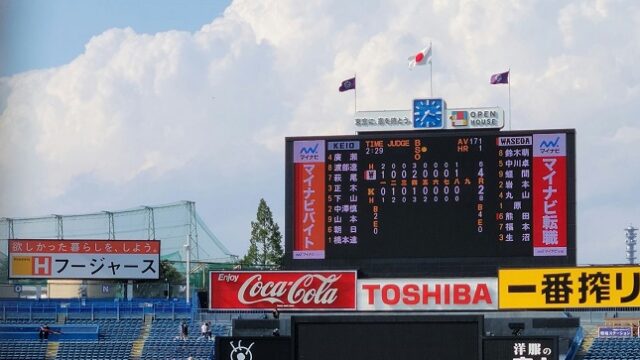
625, 225, 638, 265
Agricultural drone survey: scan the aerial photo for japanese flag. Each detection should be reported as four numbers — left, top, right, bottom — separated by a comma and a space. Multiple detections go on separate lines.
408, 45, 432, 69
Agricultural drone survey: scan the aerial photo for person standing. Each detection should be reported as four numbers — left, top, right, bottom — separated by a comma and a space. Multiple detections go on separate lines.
39, 324, 59, 340
205, 321, 212, 340
38, 324, 46, 341
180, 321, 189, 340
200, 322, 209, 340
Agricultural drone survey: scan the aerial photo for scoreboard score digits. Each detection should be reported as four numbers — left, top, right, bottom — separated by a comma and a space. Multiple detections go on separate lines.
285, 129, 576, 277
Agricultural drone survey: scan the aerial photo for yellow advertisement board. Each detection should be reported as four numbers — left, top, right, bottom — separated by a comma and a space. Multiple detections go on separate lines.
499, 266, 640, 309
11, 256, 33, 276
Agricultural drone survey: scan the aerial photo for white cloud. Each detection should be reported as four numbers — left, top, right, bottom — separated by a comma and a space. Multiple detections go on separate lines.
1, 0, 640, 263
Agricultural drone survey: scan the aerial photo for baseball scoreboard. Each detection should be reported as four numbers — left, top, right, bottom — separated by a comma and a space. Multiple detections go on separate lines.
285, 129, 576, 277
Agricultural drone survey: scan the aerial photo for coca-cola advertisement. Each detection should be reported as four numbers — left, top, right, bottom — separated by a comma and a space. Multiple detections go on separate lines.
209, 271, 357, 310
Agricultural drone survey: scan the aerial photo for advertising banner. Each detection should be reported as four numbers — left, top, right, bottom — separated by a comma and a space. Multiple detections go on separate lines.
483, 337, 558, 360
532, 133, 568, 256
293, 140, 326, 260
354, 110, 413, 132
354, 107, 504, 132
499, 266, 640, 309
598, 327, 633, 337
357, 278, 498, 311
9, 239, 160, 279
209, 271, 357, 310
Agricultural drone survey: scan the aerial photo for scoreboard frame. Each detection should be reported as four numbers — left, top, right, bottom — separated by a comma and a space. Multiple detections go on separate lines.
284, 129, 576, 277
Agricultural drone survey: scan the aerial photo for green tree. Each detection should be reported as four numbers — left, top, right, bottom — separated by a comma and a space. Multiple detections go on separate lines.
135, 259, 185, 298
0, 254, 8, 283
241, 198, 283, 268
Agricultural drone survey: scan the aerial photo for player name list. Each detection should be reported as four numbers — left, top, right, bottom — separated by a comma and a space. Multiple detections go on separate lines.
323, 135, 538, 258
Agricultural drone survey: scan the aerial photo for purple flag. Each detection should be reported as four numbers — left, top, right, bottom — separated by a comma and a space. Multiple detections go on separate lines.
339, 77, 356, 92
490, 71, 509, 84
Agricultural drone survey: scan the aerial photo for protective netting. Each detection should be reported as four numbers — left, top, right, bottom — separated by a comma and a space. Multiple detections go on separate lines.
0, 201, 237, 263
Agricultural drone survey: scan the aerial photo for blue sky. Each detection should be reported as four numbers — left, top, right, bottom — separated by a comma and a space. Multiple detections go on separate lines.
0, 0, 229, 76
1, 0, 640, 265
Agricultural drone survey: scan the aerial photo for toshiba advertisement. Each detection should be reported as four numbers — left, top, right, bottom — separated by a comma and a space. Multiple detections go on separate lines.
357, 278, 498, 311
209, 271, 357, 311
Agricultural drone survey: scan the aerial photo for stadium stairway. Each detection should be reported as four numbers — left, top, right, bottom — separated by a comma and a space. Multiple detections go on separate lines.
140, 319, 216, 360
130, 320, 152, 359
574, 325, 599, 359
46, 341, 59, 359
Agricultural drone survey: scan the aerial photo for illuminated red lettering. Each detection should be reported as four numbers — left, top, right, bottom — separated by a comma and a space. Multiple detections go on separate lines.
402, 284, 420, 305
382, 285, 400, 305
422, 284, 441, 304
453, 284, 471, 304
472, 284, 492, 304
362, 284, 380, 305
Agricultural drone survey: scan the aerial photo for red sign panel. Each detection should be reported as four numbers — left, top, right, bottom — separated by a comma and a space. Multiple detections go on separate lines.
292, 140, 326, 260
209, 271, 357, 310
532, 134, 567, 256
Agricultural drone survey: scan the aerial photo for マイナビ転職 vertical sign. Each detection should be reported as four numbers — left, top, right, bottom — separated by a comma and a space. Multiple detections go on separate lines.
532, 134, 567, 256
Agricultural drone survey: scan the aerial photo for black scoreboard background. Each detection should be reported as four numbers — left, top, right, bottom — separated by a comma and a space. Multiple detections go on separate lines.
215, 336, 290, 360
483, 336, 559, 360
284, 129, 576, 277
293, 315, 482, 360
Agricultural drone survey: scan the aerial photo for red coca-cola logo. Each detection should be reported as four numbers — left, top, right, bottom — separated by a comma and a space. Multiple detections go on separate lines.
238, 273, 341, 305
210, 271, 357, 310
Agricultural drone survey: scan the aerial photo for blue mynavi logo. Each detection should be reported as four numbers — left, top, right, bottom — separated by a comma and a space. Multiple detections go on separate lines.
539, 136, 561, 148
298, 143, 319, 155
297, 142, 321, 161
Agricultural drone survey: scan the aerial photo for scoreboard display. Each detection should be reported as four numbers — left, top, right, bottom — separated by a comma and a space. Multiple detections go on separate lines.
284, 129, 576, 277
293, 315, 482, 360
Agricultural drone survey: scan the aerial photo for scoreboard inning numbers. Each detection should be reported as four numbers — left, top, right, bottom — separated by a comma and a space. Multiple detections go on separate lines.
284, 129, 575, 276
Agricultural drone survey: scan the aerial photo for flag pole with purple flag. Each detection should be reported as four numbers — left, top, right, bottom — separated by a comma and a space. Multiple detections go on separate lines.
490, 69, 511, 130
339, 75, 357, 113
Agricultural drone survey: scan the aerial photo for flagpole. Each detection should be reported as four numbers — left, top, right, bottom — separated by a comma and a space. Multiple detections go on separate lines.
354, 73, 357, 113
508, 67, 511, 130
430, 41, 433, 97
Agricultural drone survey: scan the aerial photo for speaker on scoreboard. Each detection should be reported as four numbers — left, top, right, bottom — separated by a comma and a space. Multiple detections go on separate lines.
508, 322, 525, 336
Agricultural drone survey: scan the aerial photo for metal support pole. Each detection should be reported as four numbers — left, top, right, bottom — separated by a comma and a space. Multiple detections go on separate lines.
104, 211, 115, 240
54, 215, 64, 239
145, 206, 156, 240
5, 218, 14, 239
185, 243, 191, 304
187, 201, 199, 260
